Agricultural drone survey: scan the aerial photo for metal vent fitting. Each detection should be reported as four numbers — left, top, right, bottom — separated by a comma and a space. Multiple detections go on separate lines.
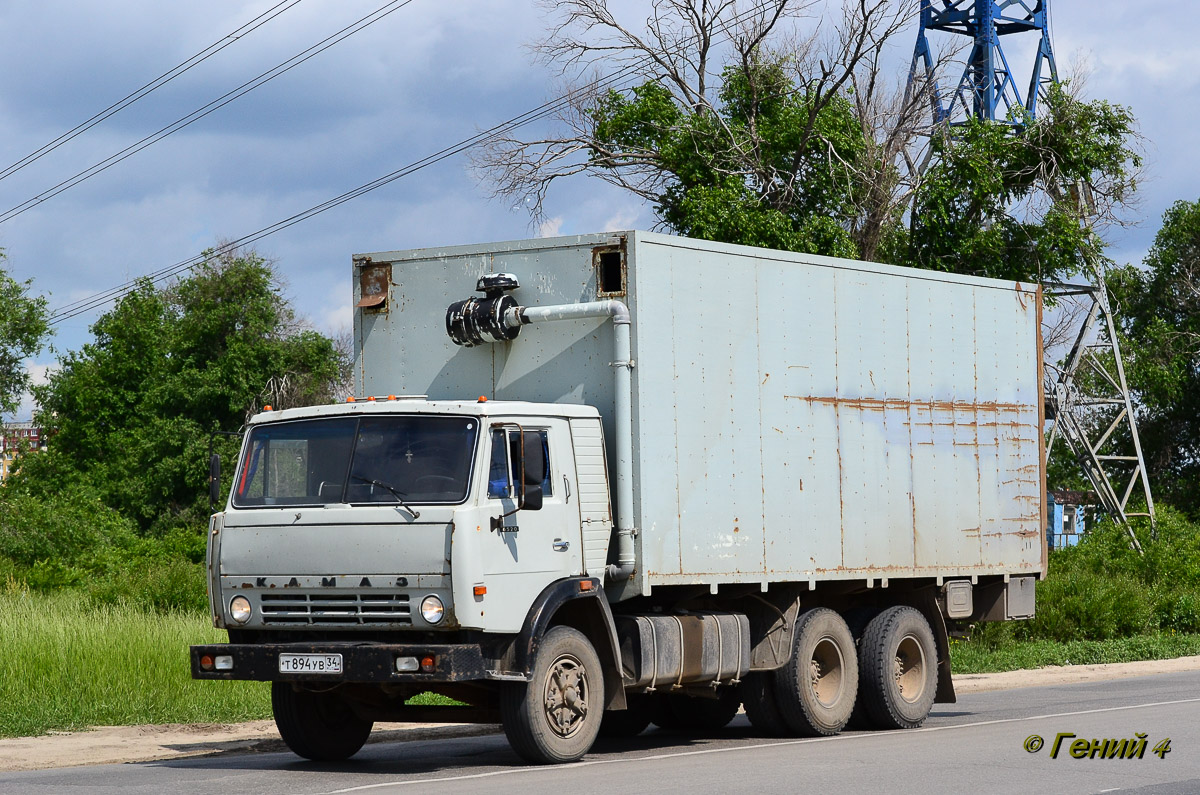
446, 273, 521, 347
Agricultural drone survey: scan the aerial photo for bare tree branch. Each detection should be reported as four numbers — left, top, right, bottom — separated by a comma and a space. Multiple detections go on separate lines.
476, 0, 948, 248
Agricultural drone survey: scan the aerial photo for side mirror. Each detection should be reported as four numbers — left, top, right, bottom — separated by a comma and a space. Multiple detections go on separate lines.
518, 431, 544, 512
208, 454, 221, 511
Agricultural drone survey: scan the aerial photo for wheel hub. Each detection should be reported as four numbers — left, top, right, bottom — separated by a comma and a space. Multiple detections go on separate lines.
543, 655, 589, 738
809, 636, 845, 708
892, 634, 927, 703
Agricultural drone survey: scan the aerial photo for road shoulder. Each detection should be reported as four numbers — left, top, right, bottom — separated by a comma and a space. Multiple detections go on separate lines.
951, 654, 1200, 693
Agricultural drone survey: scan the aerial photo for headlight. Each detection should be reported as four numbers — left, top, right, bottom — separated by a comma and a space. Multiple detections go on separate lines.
420, 595, 445, 624
229, 595, 252, 624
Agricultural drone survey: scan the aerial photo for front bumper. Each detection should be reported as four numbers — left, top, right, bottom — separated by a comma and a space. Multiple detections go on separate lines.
190, 642, 491, 683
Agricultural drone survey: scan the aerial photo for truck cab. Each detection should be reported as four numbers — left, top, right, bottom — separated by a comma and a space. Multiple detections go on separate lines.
204, 397, 610, 638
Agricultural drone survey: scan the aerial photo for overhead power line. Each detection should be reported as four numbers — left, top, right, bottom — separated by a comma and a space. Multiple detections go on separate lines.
0, 0, 305, 185
0, 0, 416, 227
48, 64, 642, 324
48, 1, 780, 325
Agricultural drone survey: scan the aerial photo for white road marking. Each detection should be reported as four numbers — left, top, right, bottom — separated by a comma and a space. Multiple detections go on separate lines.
317, 696, 1200, 794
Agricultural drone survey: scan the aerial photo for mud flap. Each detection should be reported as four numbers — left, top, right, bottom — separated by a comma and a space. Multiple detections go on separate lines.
915, 590, 957, 704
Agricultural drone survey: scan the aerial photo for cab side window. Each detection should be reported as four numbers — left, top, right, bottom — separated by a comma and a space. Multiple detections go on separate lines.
487, 428, 553, 499
487, 430, 511, 498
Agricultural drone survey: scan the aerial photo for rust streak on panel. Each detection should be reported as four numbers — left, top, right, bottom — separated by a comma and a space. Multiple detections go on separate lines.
907, 280, 918, 571
831, 275, 846, 570
810, 564, 924, 575
784, 395, 1029, 413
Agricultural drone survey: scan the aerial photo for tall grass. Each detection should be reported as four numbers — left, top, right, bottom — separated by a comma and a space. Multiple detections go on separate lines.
0, 587, 269, 738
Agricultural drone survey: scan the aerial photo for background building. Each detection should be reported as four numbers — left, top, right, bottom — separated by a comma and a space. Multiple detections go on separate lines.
0, 422, 46, 483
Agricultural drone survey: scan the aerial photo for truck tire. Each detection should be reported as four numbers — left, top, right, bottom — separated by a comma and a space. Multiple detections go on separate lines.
741, 672, 789, 736
773, 607, 858, 736
650, 687, 742, 733
271, 682, 373, 761
843, 606, 880, 730
501, 625, 604, 763
599, 693, 653, 738
858, 606, 938, 729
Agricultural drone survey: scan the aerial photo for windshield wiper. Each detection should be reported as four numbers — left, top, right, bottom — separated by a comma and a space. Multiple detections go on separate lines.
350, 474, 420, 519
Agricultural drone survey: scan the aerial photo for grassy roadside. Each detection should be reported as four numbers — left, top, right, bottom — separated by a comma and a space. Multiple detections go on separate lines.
0, 589, 270, 738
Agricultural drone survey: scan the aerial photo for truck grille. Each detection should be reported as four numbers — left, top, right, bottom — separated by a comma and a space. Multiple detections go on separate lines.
259, 592, 412, 625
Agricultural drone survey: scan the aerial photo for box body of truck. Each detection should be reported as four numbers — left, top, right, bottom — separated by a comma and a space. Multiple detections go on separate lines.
354, 230, 1046, 595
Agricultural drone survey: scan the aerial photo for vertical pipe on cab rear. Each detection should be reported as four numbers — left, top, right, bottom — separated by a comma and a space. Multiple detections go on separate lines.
510, 301, 636, 582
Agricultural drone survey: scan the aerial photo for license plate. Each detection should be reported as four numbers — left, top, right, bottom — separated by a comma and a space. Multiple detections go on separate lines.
278, 653, 343, 674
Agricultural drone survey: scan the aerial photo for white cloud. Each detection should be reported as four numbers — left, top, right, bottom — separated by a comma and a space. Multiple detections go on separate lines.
537, 217, 564, 238
601, 207, 643, 233
317, 298, 353, 338
7, 360, 55, 423
26, 362, 52, 385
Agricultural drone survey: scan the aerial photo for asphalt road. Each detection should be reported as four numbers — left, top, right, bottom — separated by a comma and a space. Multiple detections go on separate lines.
4, 671, 1198, 795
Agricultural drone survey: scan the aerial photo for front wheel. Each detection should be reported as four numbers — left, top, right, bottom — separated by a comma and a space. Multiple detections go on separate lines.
501, 625, 604, 763
271, 682, 373, 761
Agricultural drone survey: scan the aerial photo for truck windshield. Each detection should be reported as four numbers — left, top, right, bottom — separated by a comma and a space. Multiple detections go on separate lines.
232, 415, 478, 508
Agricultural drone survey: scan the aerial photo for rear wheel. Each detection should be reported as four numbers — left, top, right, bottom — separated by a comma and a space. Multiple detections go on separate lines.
599, 693, 654, 738
843, 607, 881, 730
858, 606, 937, 729
650, 687, 742, 733
741, 672, 789, 736
501, 626, 603, 763
271, 682, 373, 761
773, 607, 858, 736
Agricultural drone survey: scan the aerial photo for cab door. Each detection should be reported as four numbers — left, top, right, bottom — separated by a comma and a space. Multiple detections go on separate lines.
478, 418, 583, 631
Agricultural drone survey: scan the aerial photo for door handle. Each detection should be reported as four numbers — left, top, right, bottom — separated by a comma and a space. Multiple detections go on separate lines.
563, 475, 571, 504
552, 538, 570, 552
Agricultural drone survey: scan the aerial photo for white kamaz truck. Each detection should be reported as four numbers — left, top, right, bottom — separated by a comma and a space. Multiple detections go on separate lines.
192, 231, 1046, 764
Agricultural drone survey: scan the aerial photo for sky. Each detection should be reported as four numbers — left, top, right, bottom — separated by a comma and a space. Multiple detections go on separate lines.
1, 0, 1195, 421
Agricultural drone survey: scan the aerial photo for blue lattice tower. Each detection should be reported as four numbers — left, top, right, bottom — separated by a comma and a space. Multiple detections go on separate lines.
910, 0, 1058, 125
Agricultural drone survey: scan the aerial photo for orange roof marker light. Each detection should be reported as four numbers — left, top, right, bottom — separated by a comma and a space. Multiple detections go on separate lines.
262, 405, 273, 412
388, 394, 397, 400
478, 396, 488, 403
347, 397, 357, 403
368, 396, 376, 402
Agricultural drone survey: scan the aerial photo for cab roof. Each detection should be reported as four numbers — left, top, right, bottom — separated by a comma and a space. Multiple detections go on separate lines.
247, 396, 602, 426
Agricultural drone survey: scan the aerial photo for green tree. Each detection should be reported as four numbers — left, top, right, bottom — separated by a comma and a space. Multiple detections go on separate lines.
481, 2, 1142, 284
586, 62, 868, 256
1109, 199, 1200, 516
11, 249, 342, 531
901, 84, 1142, 282
479, 0, 923, 261
0, 257, 50, 416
